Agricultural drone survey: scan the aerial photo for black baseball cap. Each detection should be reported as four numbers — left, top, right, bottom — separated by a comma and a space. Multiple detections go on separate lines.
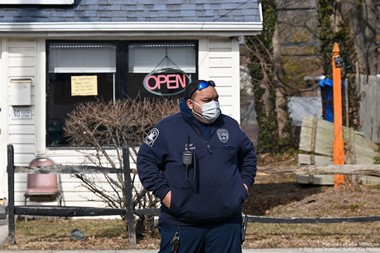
183, 80, 216, 100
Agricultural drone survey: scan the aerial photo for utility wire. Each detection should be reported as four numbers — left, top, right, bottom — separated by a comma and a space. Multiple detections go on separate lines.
213, 0, 252, 22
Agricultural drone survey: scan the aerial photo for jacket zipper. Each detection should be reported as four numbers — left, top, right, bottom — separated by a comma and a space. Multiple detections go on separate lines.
206, 143, 212, 153
189, 121, 213, 154
184, 114, 217, 154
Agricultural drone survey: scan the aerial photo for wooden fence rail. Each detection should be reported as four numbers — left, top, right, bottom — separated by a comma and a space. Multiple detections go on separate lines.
256, 164, 380, 177
5, 143, 380, 245
134, 163, 380, 224
296, 164, 380, 177
6, 144, 136, 246
246, 214, 380, 224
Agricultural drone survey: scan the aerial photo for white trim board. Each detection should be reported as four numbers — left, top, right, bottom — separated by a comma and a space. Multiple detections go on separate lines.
0, 22, 263, 35
1, 0, 73, 4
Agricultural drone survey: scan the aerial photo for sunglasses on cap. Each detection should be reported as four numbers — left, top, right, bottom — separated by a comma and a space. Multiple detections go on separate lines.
197, 80, 216, 91
189, 80, 216, 99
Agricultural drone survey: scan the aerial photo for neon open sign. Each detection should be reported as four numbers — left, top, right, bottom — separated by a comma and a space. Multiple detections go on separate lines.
143, 68, 192, 96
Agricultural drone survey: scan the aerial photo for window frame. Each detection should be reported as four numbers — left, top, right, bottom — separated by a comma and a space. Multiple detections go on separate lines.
45, 39, 198, 149
125, 40, 198, 98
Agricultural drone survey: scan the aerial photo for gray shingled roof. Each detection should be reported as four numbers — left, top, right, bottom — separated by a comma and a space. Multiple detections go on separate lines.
0, 0, 261, 23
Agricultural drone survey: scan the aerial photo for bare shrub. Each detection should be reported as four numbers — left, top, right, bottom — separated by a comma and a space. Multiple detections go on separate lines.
63, 98, 179, 237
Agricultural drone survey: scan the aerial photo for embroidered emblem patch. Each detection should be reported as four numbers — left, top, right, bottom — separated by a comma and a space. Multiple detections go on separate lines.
144, 128, 159, 146
217, 129, 229, 143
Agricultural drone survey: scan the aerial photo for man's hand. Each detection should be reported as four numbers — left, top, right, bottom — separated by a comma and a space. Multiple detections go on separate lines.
162, 191, 172, 208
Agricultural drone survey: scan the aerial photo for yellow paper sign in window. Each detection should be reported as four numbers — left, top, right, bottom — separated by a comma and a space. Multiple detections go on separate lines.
71, 75, 98, 96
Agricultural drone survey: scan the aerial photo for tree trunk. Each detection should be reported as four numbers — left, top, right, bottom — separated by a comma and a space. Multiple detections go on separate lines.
275, 87, 290, 139
337, 0, 377, 75
272, 21, 290, 139
260, 78, 273, 118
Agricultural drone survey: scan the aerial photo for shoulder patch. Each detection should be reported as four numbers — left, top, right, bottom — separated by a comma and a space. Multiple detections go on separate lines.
217, 128, 229, 143
144, 128, 159, 147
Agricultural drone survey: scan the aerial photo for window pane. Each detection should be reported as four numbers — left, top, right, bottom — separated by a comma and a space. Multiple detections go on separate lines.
49, 43, 116, 73
128, 42, 196, 73
46, 42, 116, 147
127, 41, 197, 99
46, 40, 197, 148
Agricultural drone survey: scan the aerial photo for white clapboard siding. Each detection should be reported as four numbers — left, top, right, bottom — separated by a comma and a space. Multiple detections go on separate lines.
220, 105, 233, 116
14, 172, 135, 206
217, 86, 233, 107
13, 154, 37, 165
209, 58, 233, 67
219, 96, 233, 104
7, 37, 37, 172
8, 57, 36, 67
43, 148, 127, 167
208, 38, 240, 121
13, 147, 141, 206
8, 124, 35, 135
8, 37, 241, 210
9, 39, 36, 49
10, 134, 35, 144
0, 39, 7, 198
215, 86, 233, 94
8, 66, 35, 77
9, 115, 36, 125
15, 192, 120, 204
11, 143, 35, 154
209, 67, 234, 77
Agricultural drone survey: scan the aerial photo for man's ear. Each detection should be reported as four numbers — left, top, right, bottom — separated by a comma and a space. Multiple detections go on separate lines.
186, 99, 193, 110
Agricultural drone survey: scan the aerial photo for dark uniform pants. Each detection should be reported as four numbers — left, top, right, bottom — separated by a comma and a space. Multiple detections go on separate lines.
158, 218, 242, 253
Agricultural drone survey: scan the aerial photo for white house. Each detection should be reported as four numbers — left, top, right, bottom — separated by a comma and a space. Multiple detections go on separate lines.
0, 0, 263, 207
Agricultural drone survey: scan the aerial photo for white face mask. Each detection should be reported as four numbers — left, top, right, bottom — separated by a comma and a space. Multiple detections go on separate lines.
191, 100, 221, 124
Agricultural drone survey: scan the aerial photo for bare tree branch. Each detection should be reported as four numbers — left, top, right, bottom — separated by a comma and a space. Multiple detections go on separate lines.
64, 98, 179, 235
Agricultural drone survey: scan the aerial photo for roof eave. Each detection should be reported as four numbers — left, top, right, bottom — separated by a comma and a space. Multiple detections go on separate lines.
0, 22, 263, 36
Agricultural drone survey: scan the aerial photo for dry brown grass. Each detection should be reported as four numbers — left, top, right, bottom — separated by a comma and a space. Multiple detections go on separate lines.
2, 153, 380, 250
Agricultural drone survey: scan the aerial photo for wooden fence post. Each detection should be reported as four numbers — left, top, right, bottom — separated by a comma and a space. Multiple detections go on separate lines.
332, 42, 345, 187
7, 144, 16, 245
122, 144, 136, 244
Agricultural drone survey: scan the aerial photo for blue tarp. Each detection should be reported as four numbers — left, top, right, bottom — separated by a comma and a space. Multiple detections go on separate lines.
319, 78, 345, 123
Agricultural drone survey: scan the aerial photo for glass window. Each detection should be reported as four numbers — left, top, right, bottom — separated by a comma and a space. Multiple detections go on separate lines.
49, 43, 116, 74
46, 40, 197, 147
128, 42, 196, 73
127, 41, 197, 98
46, 42, 116, 147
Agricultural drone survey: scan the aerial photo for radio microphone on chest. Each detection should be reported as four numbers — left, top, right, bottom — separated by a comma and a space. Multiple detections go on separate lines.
182, 150, 192, 166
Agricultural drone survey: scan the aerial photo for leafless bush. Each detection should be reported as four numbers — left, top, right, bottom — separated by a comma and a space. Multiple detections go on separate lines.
63, 98, 179, 236
64, 98, 179, 148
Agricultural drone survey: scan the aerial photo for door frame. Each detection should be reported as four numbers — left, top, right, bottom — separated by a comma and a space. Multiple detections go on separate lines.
0, 37, 9, 198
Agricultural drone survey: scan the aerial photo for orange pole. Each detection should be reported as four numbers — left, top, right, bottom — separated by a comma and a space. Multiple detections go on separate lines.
332, 42, 345, 187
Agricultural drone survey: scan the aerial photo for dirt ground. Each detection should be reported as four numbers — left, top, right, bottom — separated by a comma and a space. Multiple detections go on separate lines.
2, 152, 380, 250
245, 153, 380, 218
242, 153, 380, 248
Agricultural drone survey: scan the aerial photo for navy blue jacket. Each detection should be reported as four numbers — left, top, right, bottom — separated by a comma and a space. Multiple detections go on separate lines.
137, 99, 257, 225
